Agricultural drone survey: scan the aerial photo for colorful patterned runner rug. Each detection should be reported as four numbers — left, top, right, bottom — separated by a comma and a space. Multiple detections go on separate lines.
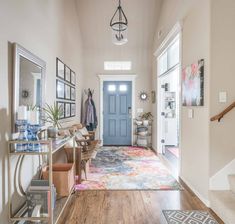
75, 146, 182, 191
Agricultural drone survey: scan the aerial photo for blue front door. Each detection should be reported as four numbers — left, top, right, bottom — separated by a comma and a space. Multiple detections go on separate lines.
103, 81, 132, 145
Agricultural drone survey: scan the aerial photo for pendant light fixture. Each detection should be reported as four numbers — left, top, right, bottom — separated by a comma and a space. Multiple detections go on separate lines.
110, 0, 128, 45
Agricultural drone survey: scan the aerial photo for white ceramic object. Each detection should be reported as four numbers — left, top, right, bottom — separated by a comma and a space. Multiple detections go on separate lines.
18, 106, 27, 120
28, 111, 39, 125
138, 131, 148, 136
143, 120, 149, 126
136, 120, 142, 125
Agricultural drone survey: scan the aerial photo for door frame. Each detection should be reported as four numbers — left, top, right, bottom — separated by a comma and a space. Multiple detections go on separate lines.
98, 74, 137, 146
155, 22, 182, 175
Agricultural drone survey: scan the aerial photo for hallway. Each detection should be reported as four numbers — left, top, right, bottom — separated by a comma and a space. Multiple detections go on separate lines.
59, 184, 223, 224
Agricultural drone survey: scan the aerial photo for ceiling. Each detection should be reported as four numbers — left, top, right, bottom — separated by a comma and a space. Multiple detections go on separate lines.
76, 0, 162, 49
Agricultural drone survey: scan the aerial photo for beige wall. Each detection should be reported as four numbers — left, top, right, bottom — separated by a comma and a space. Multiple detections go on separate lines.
210, 0, 235, 176
152, 0, 196, 150
77, 0, 161, 138
180, 1, 211, 201
0, 0, 84, 222
82, 47, 153, 138
152, 0, 211, 202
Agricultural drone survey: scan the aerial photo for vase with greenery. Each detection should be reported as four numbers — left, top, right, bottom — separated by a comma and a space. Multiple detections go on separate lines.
140, 112, 153, 126
43, 102, 63, 138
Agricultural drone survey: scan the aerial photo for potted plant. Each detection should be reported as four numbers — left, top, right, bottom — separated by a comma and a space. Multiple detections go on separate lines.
140, 112, 153, 126
43, 102, 63, 138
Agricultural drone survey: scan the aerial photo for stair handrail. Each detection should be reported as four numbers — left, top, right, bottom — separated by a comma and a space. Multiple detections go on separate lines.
210, 101, 235, 122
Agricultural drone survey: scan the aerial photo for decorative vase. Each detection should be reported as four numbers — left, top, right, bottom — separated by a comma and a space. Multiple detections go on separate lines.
15, 119, 28, 152
47, 126, 58, 139
28, 124, 41, 151
143, 120, 149, 126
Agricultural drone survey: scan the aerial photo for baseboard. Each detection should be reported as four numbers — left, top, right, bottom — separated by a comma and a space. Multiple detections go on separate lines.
180, 176, 210, 207
151, 146, 158, 153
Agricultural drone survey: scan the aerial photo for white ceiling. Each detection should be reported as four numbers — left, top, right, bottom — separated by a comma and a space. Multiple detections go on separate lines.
76, 0, 162, 49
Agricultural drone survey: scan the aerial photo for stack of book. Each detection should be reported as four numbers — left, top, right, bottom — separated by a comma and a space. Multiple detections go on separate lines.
26, 180, 56, 218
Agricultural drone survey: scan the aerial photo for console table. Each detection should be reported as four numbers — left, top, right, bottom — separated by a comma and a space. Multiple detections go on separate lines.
8, 136, 75, 224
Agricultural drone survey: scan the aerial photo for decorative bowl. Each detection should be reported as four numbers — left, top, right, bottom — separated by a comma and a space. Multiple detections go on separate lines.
136, 120, 142, 125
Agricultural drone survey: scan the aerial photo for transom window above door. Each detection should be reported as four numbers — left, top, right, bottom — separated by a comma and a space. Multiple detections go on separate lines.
158, 35, 179, 76
104, 61, 132, 71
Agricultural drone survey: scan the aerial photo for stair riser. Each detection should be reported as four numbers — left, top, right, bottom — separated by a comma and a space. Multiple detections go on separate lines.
228, 175, 235, 193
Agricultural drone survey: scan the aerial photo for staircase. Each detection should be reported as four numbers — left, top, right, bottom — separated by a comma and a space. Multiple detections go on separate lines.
210, 174, 235, 223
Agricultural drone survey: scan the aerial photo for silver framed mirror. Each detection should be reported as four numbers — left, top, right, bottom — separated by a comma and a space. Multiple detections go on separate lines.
12, 43, 46, 132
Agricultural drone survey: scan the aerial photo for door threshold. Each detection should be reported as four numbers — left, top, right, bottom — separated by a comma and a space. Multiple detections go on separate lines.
103, 145, 132, 147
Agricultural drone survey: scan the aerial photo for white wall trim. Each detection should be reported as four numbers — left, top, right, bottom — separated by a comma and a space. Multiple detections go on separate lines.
180, 175, 210, 207
155, 21, 183, 177
154, 21, 183, 57
210, 158, 235, 190
98, 74, 137, 145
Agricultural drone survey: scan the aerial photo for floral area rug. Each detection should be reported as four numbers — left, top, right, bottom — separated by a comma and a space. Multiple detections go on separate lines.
75, 146, 182, 191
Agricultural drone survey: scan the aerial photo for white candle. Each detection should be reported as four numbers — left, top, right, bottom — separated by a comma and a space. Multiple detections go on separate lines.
28, 111, 39, 125
17, 106, 27, 120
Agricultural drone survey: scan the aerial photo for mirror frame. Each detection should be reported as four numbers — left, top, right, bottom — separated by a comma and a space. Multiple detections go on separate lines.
12, 43, 46, 132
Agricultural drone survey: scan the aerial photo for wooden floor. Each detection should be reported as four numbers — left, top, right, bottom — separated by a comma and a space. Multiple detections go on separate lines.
58, 183, 224, 224
58, 149, 223, 224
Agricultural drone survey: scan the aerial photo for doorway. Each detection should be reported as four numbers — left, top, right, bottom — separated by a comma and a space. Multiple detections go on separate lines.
103, 81, 132, 146
157, 33, 180, 170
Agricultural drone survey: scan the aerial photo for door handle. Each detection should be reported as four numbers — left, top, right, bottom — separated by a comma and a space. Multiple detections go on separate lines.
128, 107, 132, 118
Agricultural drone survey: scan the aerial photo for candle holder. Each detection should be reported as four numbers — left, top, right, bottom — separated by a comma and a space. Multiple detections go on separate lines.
15, 119, 28, 152
28, 125, 41, 151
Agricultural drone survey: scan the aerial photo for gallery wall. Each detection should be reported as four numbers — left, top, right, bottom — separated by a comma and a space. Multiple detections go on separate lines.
0, 0, 84, 222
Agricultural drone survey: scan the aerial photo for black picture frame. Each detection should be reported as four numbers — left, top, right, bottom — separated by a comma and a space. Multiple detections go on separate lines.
56, 80, 65, 99
65, 66, 71, 83
65, 103, 71, 118
65, 84, 71, 100
70, 103, 76, 117
71, 71, 76, 86
56, 58, 65, 80
70, 87, 75, 101
56, 101, 65, 119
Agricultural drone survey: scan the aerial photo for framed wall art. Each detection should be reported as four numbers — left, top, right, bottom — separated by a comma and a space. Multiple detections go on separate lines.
57, 101, 65, 119
56, 57, 77, 119
65, 103, 71, 118
182, 59, 204, 106
65, 84, 71, 100
71, 87, 75, 101
56, 58, 65, 80
56, 80, 65, 99
70, 103, 76, 117
71, 71, 76, 86
65, 66, 71, 83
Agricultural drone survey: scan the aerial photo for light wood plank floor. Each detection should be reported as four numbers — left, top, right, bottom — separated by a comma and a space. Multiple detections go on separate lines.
58, 184, 224, 224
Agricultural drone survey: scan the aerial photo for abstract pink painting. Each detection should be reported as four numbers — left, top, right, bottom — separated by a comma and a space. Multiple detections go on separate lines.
182, 59, 204, 106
